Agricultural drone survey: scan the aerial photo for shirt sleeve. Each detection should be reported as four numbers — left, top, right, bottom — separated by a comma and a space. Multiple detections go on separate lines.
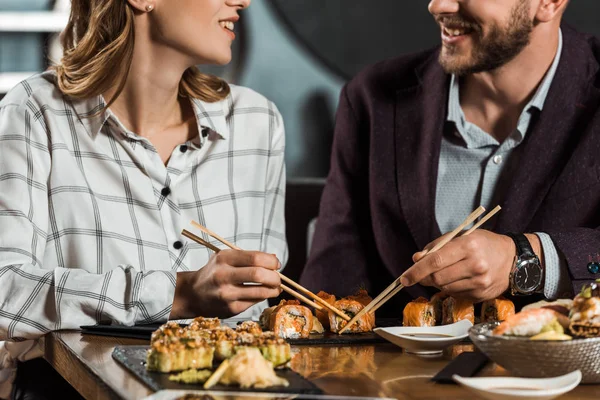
260, 101, 288, 268
0, 101, 176, 342
536, 232, 573, 299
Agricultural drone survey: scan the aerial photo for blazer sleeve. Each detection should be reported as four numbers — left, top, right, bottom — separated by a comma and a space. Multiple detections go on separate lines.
545, 227, 600, 293
299, 85, 377, 296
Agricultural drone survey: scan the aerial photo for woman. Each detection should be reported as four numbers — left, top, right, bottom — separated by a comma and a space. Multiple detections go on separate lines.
0, 0, 287, 397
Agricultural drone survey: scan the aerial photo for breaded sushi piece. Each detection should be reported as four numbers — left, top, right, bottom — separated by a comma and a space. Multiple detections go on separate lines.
146, 336, 214, 373
236, 320, 263, 336
188, 316, 221, 331
442, 297, 474, 325
481, 297, 515, 323
403, 297, 435, 327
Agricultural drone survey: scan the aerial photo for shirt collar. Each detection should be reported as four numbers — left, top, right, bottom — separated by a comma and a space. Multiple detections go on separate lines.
69, 88, 229, 142
447, 29, 563, 146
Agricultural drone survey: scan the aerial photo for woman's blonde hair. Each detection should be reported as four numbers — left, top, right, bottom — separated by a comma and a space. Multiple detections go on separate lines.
54, 0, 230, 106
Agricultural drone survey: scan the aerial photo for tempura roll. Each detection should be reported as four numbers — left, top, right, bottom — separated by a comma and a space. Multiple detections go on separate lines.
315, 291, 336, 330
403, 297, 435, 327
429, 292, 448, 325
481, 297, 515, 323
236, 321, 263, 336
329, 298, 375, 334
146, 337, 214, 373
269, 300, 313, 339
442, 297, 474, 325
208, 326, 239, 360
188, 316, 220, 331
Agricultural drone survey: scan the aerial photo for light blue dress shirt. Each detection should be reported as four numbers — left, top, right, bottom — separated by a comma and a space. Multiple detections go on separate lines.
436, 30, 572, 299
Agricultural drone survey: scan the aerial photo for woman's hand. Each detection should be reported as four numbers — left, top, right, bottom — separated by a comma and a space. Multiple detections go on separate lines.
170, 250, 282, 319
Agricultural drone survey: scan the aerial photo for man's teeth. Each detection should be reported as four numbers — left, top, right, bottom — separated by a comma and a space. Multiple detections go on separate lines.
444, 27, 469, 37
219, 21, 234, 31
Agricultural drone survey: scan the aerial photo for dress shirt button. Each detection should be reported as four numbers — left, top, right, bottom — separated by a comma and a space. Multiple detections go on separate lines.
179, 145, 188, 153
493, 155, 503, 165
161, 187, 171, 197
588, 262, 600, 274
173, 241, 183, 250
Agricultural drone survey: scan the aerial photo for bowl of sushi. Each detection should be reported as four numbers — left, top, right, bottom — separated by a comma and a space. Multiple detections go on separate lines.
469, 281, 600, 383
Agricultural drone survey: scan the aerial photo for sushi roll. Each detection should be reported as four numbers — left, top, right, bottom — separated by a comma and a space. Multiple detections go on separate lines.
269, 300, 313, 339
329, 294, 375, 334
429, 293, 448, 325
146, 336, 215, 373
403, 297, 435, 327
188, 316, 220, 331
481, 297, 515, 323
315, 291, 336, 330
208, 326, 239, 360
442, 297, 474, 325
236, 320, 263, 336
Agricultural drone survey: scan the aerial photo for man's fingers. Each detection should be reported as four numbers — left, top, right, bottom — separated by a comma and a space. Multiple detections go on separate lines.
218, 250, 280, 270
402, 241, 467, 286
421, 261, 474, 288
228, 267, 281, 288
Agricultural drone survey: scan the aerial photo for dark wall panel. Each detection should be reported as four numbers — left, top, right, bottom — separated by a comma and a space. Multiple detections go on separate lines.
269, 0, 600, 80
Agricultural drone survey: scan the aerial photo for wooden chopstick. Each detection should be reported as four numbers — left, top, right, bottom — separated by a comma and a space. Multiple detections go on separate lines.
338, 206, 487, 333
183, 227, 327, 313
368, 205, 502, 314
190, 221, 350, 321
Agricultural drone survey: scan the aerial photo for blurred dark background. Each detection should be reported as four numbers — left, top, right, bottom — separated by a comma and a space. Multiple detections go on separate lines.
1, 0, 599, 283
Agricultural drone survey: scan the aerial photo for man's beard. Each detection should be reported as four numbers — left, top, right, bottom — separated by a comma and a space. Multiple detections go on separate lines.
438, 0, 534, 76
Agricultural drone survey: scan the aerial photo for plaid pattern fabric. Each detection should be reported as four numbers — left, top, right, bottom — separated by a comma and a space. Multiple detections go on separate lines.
0, 72, 287, 395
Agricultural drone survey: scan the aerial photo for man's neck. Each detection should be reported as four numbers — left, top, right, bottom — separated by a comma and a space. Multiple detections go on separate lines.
460, 26, 560, 142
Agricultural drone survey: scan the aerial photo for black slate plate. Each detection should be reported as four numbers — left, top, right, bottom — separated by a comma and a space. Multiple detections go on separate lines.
82, 319, 403, 345
84, 319, 471, 345
112, 346, 323, 394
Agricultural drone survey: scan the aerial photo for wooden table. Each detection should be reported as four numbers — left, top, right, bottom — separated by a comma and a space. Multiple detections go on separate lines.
45, 331, 600, 400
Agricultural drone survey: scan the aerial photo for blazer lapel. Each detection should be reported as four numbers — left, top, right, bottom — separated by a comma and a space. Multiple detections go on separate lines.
495, 29, 600, 233
395, 58, 448, 250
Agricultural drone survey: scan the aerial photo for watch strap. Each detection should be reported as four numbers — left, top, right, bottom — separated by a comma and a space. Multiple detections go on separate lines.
507, 233, 535, 258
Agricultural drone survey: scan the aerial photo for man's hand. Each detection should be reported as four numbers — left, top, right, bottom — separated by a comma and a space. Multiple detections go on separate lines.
400, 230, 518, 302
170, 250, 282, 319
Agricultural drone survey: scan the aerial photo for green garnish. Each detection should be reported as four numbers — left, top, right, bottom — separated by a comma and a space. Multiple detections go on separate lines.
169, 369, 212, 384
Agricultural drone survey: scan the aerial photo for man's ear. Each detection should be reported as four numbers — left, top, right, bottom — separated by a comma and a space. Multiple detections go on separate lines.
534, 0, 569, 23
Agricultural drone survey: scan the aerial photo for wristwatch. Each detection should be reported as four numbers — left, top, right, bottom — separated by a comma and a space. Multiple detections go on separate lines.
507, 233, 544, 295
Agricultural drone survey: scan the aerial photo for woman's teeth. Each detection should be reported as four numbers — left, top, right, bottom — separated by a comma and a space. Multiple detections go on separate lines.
219, 21, 234, 31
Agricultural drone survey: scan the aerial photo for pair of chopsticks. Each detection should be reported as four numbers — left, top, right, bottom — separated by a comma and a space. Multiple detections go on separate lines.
338, 205, 501, 334
182, 221, 351, 322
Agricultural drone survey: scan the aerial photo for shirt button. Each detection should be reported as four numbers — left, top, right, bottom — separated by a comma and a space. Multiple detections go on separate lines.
179, 145, 188, 153
161, 187, 171, 197
493, 155, 503, 165
173, 241, 183, 250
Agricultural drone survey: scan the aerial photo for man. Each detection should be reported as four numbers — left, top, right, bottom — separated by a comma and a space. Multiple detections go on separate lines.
300, 0, 600, 314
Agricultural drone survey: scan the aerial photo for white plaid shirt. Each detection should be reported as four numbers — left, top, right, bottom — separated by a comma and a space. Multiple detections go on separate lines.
0, 72, 287, 397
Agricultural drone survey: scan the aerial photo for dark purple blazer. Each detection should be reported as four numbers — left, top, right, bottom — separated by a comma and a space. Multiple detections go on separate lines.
300, 25, 600, 315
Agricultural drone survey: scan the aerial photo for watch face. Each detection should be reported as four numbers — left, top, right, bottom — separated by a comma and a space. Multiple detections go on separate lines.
514, 259, 543, 293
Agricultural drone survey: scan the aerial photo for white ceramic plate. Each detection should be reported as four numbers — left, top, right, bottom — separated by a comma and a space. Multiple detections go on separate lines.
373, 319, 472, 354
452, 370, 582, 400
